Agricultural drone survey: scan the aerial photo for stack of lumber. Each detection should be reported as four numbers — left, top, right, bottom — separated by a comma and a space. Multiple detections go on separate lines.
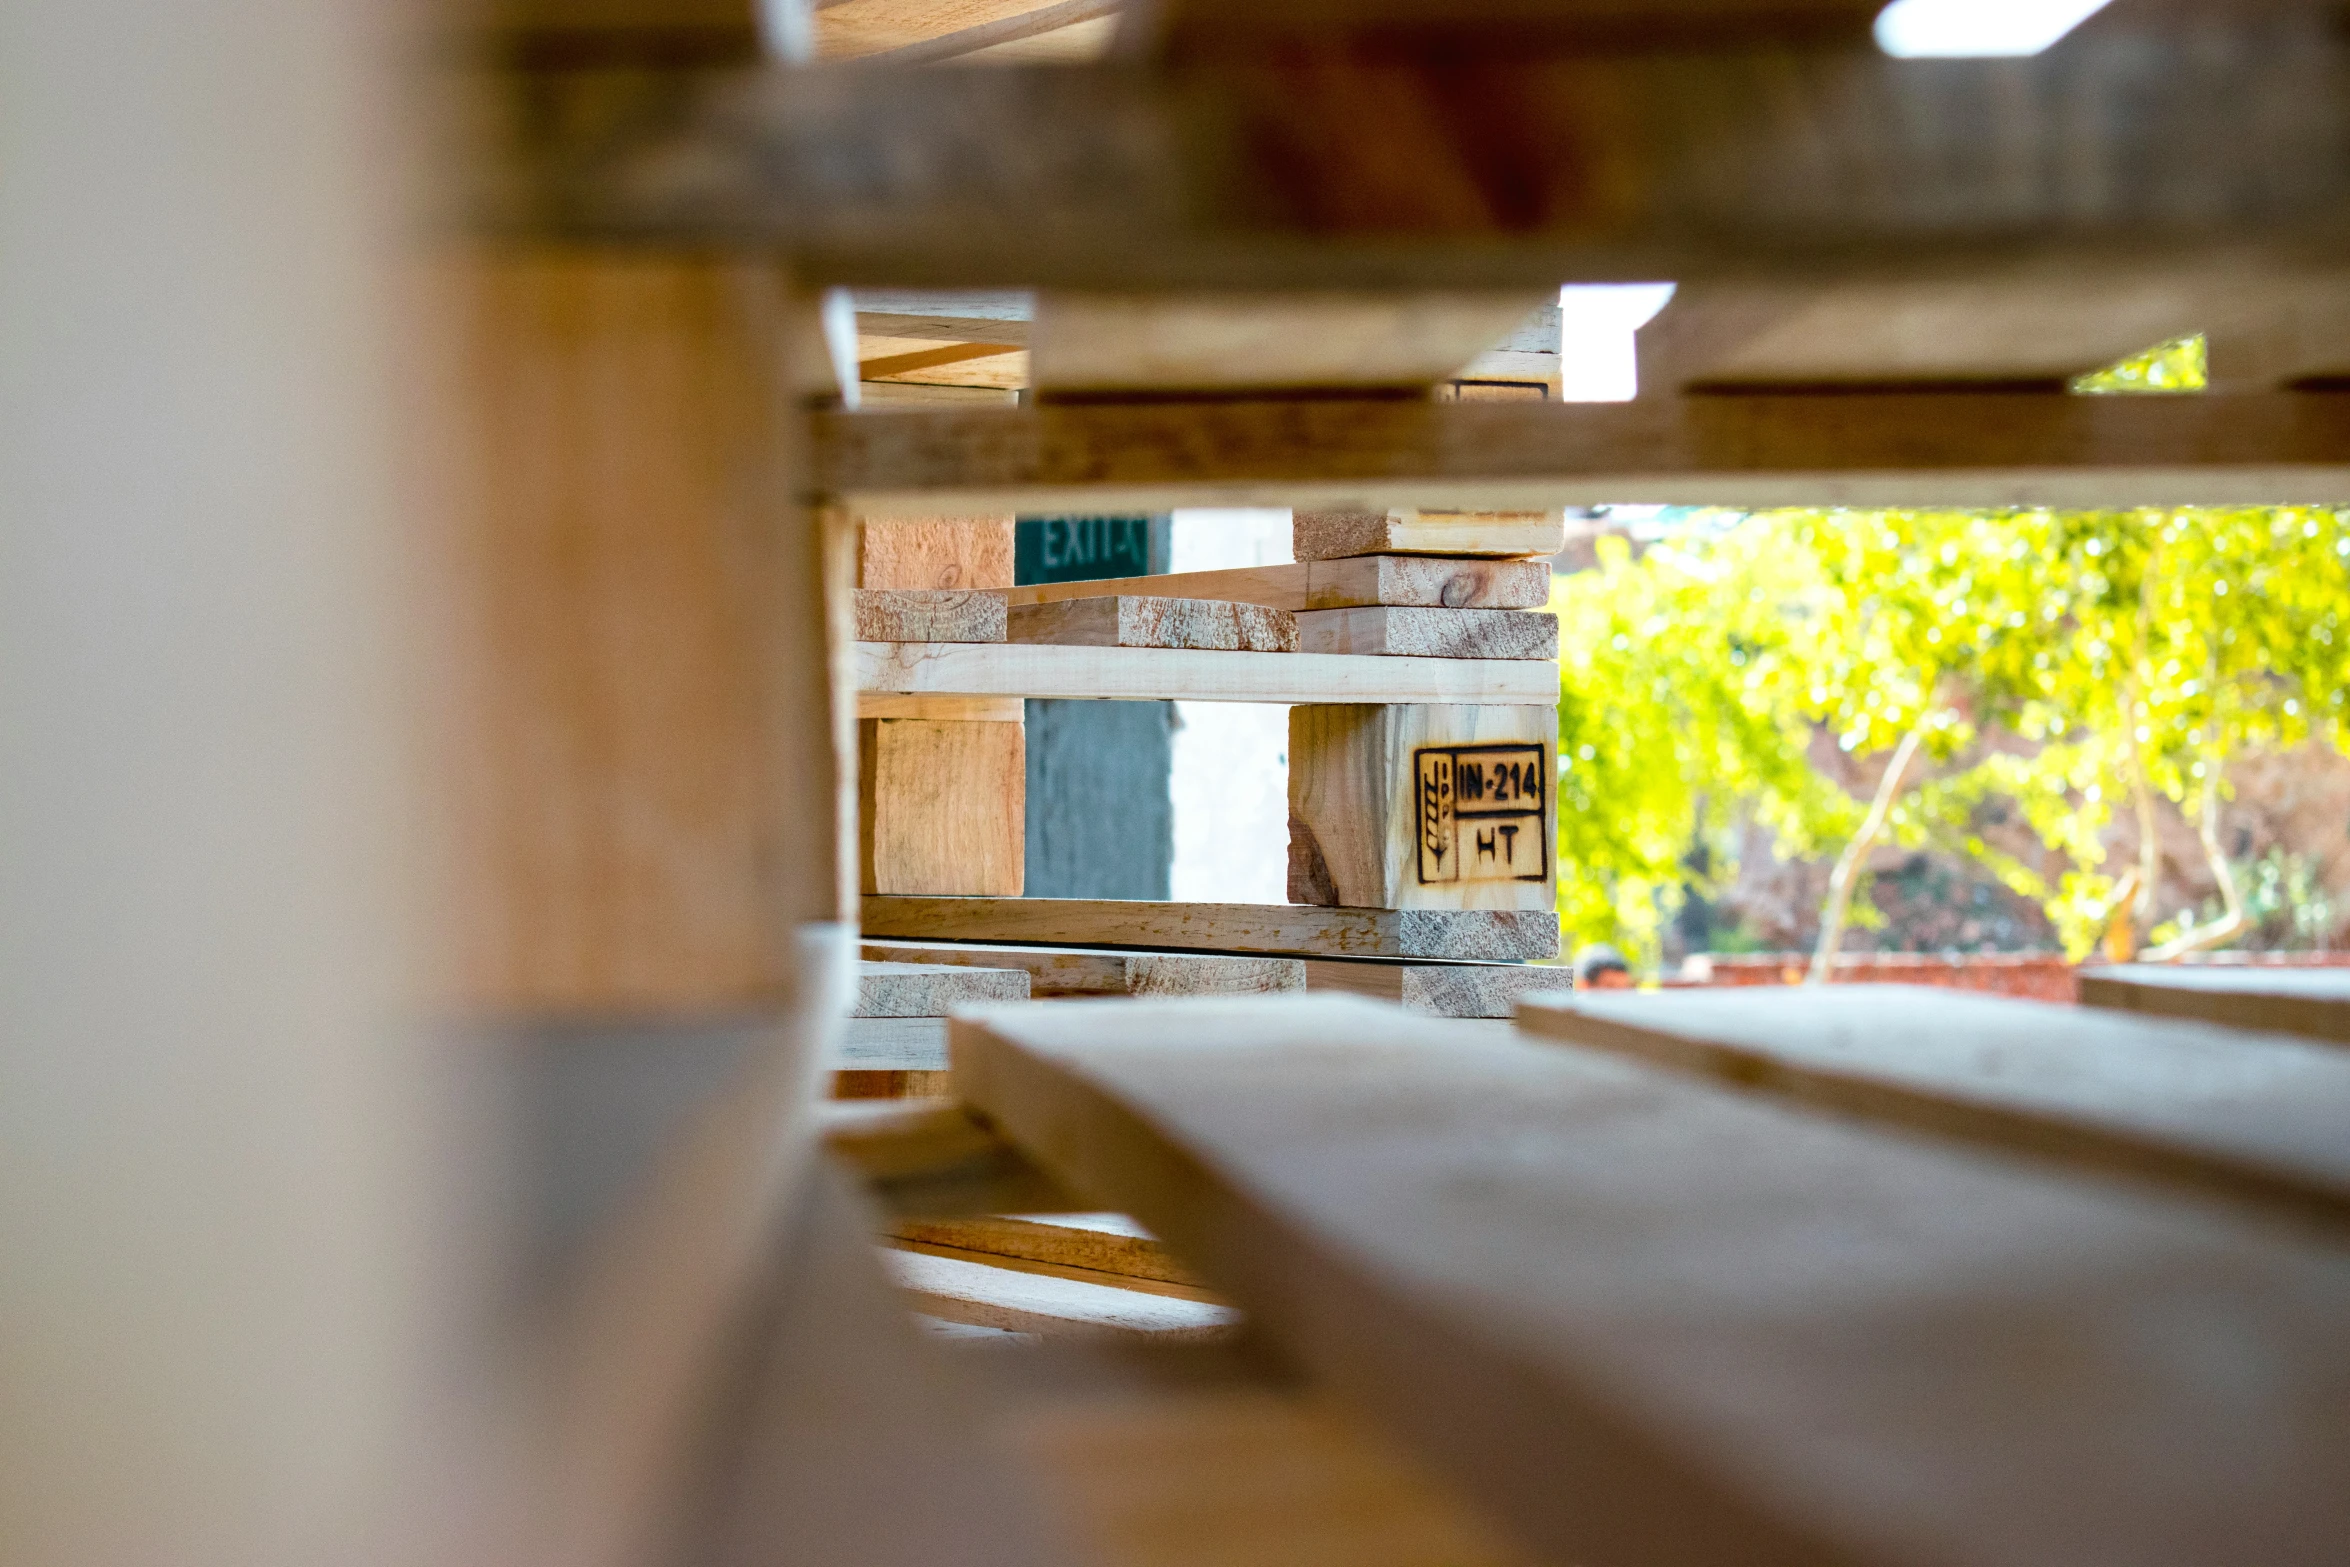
833, 960, 1029, 1098
1289, 509, 1562, 660
857, 507, 1567, 1019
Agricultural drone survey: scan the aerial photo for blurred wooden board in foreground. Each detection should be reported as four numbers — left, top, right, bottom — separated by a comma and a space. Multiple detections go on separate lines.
949, 995, 2350, 1567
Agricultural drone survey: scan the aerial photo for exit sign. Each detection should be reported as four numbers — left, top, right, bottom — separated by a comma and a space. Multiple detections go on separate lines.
1015, 517, 1163, 584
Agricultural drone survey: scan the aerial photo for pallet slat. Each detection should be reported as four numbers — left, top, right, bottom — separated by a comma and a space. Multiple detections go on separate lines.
950, 995, 2350, 1567
1302, 958, 1571, 1018
1516, 986, 2350, 1231
856, 960, 1031, 1017
1007, 595, 1298, 652
2079, 964, 2350, 1047
855, 642, 1559, 704
865, 897, 1561, 961
862, 940, 1306, 996
999, 556, 1552, 613
1295, 607, 1558, 660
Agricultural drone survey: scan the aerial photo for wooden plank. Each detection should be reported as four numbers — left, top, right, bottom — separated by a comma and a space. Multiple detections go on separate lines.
855, 642, 1560, 704
1029, 291, 1555, 392
856, 380, 1020, 409
1289, 705, 1555, 912
858, 718, 1025, 896
1294, 510, 1564, 562
857, 341, 1024, 380
1310, 555, 1552, 610
821, 1099, 1082, 1217
857, 312, 1032, 349
888, 1213, 1204, 1287
997, 1381, 1529, 1567
832, 1068, 956, 1100
1004, 563, 1312, 612
1296, 607, 1557, 660
469, 37, 2350, 286
862, 939, 1307, 995
1636, 277, 2212, 395
442, 252, 854, 1009
949, 995, 2350, 1567
880, 1245, 1243, 1343
835, 1015, 951, 1069
856, 959, 1031, 1016
857, 692, 1026, 721
858, 516, 1015, 590
816, 394, 2350, 515
2078, 964, 2350, 1048
1303, 958, 1571, 1018
847, 0, 1122, 66
852, 587, 1008, 642
1008, 595, 1298, 652
865, 896, 1561, 960
1517, 986, 2350, 1232
1000, 556, 1552, 613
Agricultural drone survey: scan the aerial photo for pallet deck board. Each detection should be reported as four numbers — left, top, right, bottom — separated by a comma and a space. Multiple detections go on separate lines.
2079, 964, 2350, 1046
861, 940, 1306, 996
863, 897, 1561, 961
998, 557, 1553, 614
833, 1015, 951, 1070
856, 960, 1032, 1017
951, 995, 2350, 1567
854, 642, 1559, 705
1518, 986, 2350, 1230
1302, 957, 1573, 1018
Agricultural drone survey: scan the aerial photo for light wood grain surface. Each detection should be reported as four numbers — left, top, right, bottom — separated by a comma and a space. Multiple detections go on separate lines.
1000, 556, 1554, 613
862, 940, 1306, 996
856, 960, 1031, 1016
855, 641, 1559, 704
1294, 510, 1565, 561
866, 897, 1561, 960
1289, 704, 1556, 912
951, 995, 2350, 1567
2079, 964, 2350, 1046
1519, 985, 2350, 1232
852, 588, 1007, 643
1296, 607, 1558, 660
1008, 595, 1299, 652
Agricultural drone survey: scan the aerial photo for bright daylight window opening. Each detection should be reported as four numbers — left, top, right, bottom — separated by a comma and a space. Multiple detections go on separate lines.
1874, 0, 2115, 58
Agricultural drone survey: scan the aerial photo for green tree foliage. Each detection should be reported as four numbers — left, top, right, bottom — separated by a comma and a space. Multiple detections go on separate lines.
1551, 530, 1840, 966
1554, 503, 2350, 970
2070, 334, 2209, 394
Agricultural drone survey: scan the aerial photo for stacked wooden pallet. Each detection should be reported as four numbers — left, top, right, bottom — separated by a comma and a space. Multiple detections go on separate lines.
853, 507, 1571, 1044
835, 960, 1029, 1098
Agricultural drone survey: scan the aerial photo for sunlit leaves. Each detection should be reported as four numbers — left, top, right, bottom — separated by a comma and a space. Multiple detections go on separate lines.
1554, 504, 2350, 966
2070, 335, 2209, 394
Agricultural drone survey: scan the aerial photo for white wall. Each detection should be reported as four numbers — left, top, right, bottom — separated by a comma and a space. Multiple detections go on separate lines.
1167, 511, 1294, 903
